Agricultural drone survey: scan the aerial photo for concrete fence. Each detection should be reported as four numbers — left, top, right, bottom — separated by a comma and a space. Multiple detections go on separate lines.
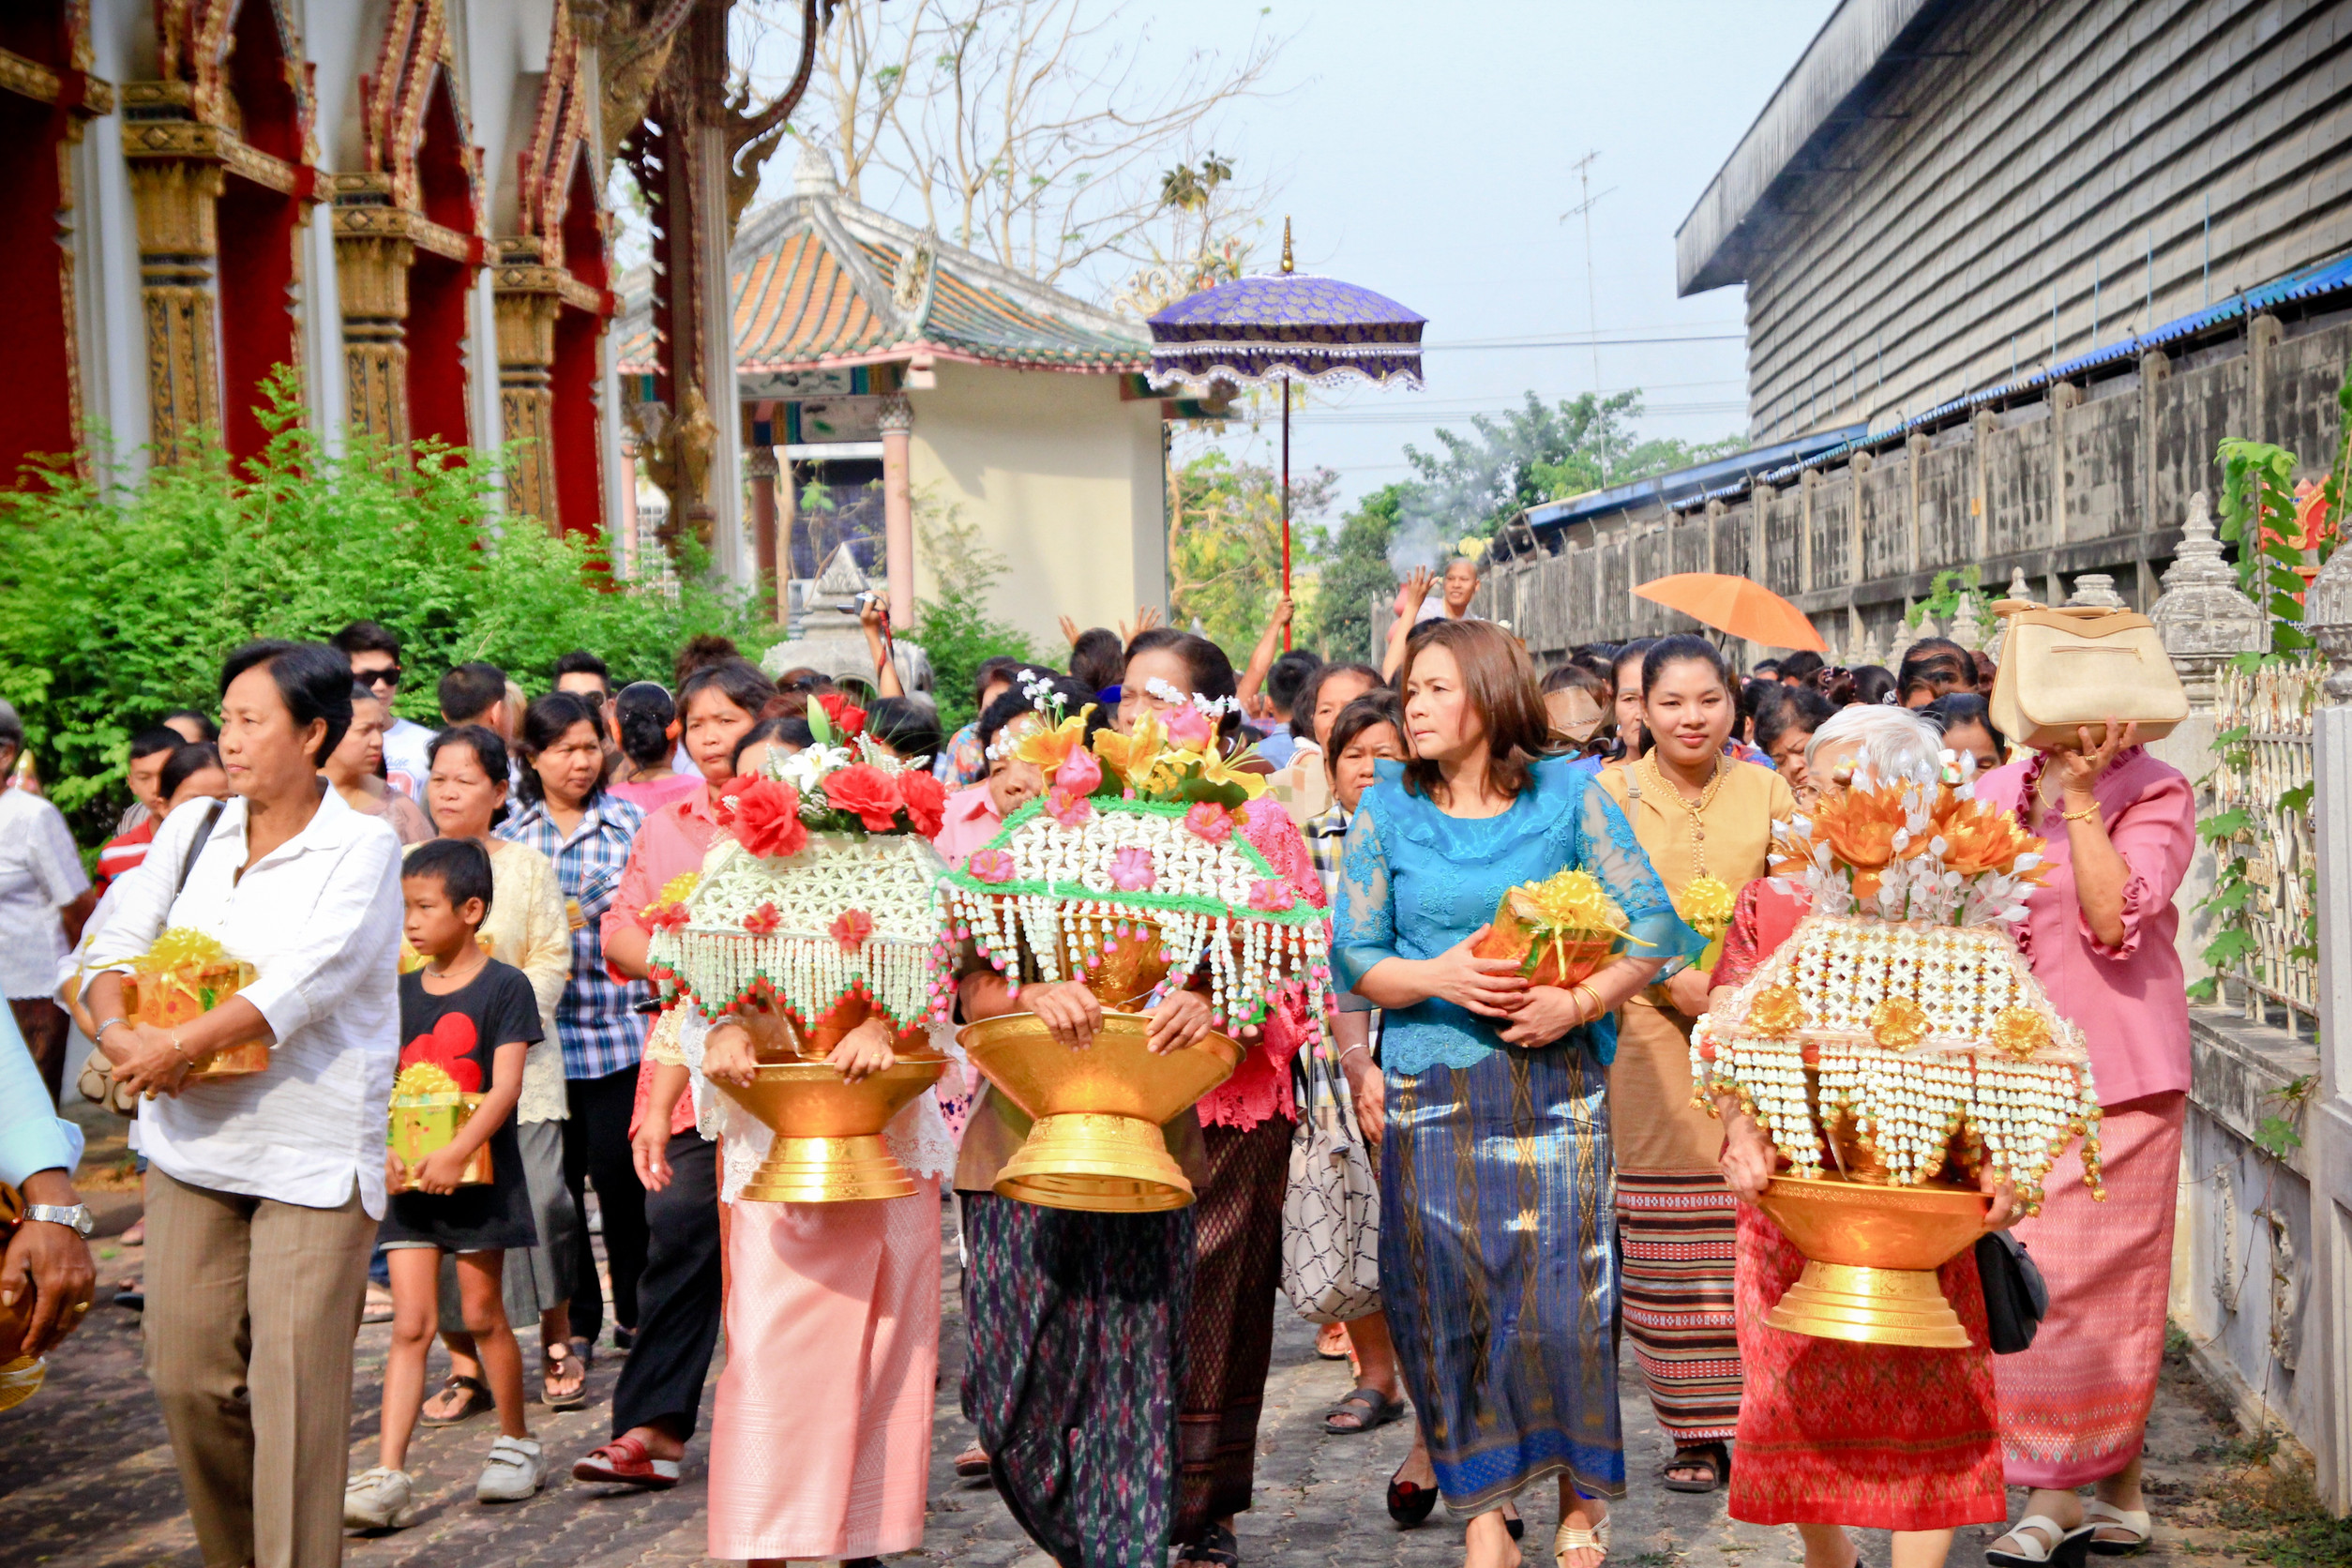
1476, 311, 2352, 663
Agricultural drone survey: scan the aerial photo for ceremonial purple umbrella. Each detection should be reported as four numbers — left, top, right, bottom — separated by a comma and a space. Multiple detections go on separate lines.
1147, 224, 1425, 633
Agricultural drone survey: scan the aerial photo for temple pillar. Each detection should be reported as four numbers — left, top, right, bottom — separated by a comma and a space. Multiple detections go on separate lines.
120, 86, 224, 464
493, 240, 564, 521
332, 176, 414, 445
746, 440, 779, 600
776, 449, 798, 624
879, 392, 914, 627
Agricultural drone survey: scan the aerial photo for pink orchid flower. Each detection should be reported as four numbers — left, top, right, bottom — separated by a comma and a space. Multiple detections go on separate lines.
1183, 802, 1233, 842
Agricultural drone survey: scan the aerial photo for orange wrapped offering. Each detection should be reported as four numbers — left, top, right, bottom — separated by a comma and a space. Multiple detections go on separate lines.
1472, 868, 1647, 988
120, 928, 270, 1078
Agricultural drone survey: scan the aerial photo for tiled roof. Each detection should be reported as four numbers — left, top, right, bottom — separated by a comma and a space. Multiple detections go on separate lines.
613, 182, 1147, 380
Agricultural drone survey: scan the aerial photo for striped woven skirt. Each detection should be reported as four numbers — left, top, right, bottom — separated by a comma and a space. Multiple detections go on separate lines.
960, 1192, 1195, 1568
1997, 1092, 2186, 1487
1381, 1044, 1623, 1512
1175, 1115, 1292, 1540
1609, 996, 1741, 1446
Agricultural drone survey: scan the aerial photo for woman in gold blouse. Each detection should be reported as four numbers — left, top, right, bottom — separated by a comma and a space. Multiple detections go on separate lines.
1598, 635, 1795, 1496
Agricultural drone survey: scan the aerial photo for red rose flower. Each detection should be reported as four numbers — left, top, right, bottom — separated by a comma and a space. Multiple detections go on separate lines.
818, 692, 868, 737
720, 776, 808, 860
825, 764, 903, 832
897, 768, 947, 837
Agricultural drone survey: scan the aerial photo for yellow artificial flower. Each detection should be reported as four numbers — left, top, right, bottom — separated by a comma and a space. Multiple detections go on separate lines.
1090, 712, 1169, 790
1193, 745, 1270, 800
1988, 1003, 2052, 1061
1748, 985, 1806, 1039
1676, 874, 1737, 941
131, 927, 230, 974
1868, 995, 1931, 1052
1010, 711, 1092, 776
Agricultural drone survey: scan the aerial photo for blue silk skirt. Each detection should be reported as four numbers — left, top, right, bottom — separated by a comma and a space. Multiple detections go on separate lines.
1380, 1042, 1623, 1510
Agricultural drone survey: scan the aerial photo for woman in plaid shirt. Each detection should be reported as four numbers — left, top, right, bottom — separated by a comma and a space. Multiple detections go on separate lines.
497, 692, 649, 1387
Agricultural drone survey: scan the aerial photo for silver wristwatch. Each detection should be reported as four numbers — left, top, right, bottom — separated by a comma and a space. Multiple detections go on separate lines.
23, 1204, 95, 1238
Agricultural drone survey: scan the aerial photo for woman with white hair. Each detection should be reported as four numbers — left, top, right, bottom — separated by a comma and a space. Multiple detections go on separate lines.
1702, 701, 2020, 1568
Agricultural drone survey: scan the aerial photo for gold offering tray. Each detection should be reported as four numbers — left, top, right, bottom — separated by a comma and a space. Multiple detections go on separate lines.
1756, 1174, 1988, 1349
716, 1057, 948, 1203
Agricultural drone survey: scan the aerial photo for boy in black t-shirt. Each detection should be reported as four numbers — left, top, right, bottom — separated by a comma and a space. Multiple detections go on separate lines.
346, 838, 546, 1529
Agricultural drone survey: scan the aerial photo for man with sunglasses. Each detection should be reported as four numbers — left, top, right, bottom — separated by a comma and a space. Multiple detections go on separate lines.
332, 621, 434, 801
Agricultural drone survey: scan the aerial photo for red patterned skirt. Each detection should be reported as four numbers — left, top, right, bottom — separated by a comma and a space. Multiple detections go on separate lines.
1728, 1204, 2006, 1530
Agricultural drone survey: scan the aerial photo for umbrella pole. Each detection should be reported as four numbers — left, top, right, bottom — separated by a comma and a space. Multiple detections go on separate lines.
1280, 381, 1292, 650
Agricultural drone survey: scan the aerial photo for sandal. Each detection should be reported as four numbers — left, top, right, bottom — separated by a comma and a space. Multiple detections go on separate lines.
1987, 1515, 2096, 1568
1175, 1522, 1240, 1568
1316, 1322, 1351, 1361
955, 1442, 992, 1481
571, 1433, 681, 1490
420, 1373, 494, 1425
1661, 1440, 1729, 1494
543, 1342, 588, 1410
1324, 1387, 1407, 1434
2085, 1501, 2151, 1556
1554, 1509, 1611, 1568
1385, 1463, 1437, 1527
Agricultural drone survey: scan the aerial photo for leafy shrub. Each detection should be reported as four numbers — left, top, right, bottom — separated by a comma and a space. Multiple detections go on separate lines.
0, 384, 773, 845
909, 494, 1035, 734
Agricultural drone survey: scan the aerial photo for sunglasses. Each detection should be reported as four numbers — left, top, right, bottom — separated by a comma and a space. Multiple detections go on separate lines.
356, 666, 402, 689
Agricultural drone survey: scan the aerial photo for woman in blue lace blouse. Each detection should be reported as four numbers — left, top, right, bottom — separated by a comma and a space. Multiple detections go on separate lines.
1334, 620, 1700, 1568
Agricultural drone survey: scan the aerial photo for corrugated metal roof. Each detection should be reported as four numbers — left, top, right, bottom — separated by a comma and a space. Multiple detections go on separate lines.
1500, 248, 2352, 543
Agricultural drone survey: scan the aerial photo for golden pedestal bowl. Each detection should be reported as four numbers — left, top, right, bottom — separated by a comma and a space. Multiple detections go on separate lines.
716, 1056, 948, 1203
1756, 1174, 1988, 1349
959, 1010, 1241, 1213
123, 964, 271, 1078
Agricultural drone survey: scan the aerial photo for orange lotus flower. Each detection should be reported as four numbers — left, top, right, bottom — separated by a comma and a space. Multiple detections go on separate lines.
1934, 795, 2046, 880
1812, 786, 1921, 871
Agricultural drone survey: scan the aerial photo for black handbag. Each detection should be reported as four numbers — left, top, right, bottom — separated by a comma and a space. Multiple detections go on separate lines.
1974, 1230, 2048, 1354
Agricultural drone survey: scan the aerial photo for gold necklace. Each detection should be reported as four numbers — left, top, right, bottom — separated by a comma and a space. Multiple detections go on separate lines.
1643, 751, 1725, 878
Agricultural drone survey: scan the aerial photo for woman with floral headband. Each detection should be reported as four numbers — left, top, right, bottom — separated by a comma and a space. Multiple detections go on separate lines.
1707, 702, 2021, 1568
1595, 634, 1795, 1496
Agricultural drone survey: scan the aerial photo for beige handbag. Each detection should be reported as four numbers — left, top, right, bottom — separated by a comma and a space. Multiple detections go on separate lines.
1988, 603, 2188, 749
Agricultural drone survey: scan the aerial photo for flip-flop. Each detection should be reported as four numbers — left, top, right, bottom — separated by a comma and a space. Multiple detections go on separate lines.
420, 1373, 493, 1425
2084, 1502, 2152, 1557
542, 1343, 588, 1410
1324, 1387, 1407, 1434
1987, 1514, 2097, 1568
1661, 1440, 1730, 1494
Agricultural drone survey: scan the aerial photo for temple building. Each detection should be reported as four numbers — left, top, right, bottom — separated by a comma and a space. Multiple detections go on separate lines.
4, 0, 625, 541
615, 145, 1172, 645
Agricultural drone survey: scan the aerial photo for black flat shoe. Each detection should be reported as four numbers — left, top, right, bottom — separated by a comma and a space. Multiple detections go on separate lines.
1386, 1468, 1437, 1527
1505, 1510, 1524, 1542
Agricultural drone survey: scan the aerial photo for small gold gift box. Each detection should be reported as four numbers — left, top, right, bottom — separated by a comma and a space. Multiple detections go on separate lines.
387, 1068, 493, 1188
1471, 871, 1632, 989
122, 930, 270, 1078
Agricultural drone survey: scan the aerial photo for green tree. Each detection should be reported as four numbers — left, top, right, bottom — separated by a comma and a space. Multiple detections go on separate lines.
0, 384, 771, 845
1300, 482, 1405, 662
1404, 389, 1744, 541
1167, 448, 1337, 654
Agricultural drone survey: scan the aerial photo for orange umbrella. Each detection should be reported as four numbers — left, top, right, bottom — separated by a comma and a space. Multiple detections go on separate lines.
1633, 573, 1826, 652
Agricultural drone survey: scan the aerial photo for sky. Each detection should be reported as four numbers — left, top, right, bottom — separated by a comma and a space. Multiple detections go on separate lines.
731, 0, 1842, 520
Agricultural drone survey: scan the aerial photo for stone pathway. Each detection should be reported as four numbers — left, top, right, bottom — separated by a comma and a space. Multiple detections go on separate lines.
0, 1203, 2274, 1568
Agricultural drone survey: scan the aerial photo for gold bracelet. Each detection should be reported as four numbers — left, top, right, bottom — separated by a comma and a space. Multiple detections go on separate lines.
2061, 803, 2102, 823
1575, 983, 1606, 1025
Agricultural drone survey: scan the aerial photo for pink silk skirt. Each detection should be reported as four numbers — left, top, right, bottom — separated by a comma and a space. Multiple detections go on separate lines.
1996, 1093, 2186, 1488
707, 1178, 942, 1560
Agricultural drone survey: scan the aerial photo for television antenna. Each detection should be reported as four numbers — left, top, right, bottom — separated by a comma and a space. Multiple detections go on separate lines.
1560, 150, 1617, 480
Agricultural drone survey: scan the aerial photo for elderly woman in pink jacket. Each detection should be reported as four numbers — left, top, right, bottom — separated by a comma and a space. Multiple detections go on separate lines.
1973, 721, 2196, 1566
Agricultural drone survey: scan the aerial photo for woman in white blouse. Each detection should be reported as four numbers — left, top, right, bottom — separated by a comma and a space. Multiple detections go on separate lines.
0, 698, 96, 1103
83, 641, 401, 1568
409, 725, 584, 1414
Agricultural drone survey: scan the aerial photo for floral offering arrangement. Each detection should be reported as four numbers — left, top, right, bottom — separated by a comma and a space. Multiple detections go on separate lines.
1471, 867, 1644, 988
1691, 770, 2102, 1213
940, 685, 1330, 1036
120, 927, 269, 1075
387, 1018, 490, 1184
643, 701, 952, 1034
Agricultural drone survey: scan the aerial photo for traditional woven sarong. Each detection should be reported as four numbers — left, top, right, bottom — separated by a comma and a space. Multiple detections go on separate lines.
707, 1179, 942, 1560
1381, 1044, 1623, 1512
1729, 1204, 2005, 1528
1998, 1092, 2186, 1487
961, 1192, 1195, 1568
1616, 1170, 1742, 1444
1174, 1115, 1291, 1538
